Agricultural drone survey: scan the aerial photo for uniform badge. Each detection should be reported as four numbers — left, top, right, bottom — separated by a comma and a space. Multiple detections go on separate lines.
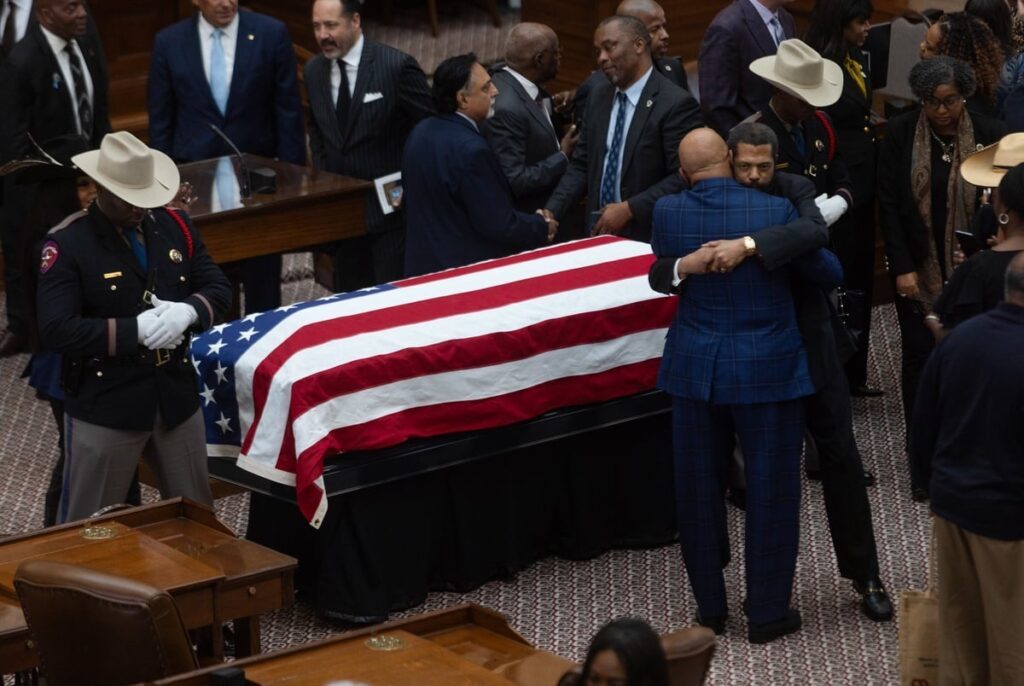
169, 248, 183, 263
815, 139, 825, 152
40, 241, 59, 274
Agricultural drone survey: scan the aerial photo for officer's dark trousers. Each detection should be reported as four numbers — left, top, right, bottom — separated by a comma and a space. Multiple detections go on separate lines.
804, 366, 880, 583
673, 396, 803, 626
893, 293, 935, 483
832, 203, 877, 389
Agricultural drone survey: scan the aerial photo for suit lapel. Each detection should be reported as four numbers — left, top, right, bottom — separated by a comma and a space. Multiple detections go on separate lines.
621, 71, 658, 178
313, 55, 344, 149
184, 16, 219, 115
343, 41, 375, 141
502, 71, 557, 141
590, 83, 614, 167
740, 0, 778, 57
225, 13, 252, 116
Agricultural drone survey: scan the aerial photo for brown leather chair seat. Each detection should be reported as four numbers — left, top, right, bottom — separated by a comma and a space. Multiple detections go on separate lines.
14, 559, 200, 686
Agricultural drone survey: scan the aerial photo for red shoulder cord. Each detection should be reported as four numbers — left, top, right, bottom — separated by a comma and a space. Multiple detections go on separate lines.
163, 207, 194, 259
813, 111, 837, 163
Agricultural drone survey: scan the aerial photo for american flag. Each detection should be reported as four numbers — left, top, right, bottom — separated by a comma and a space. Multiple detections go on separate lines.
191, 236, 677, 527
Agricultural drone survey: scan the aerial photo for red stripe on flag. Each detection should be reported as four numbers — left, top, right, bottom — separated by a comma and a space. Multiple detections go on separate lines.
292, 358, 662, 523
269, 297, 675, 470
395, 235, 624, 288
244, 253, 655, 454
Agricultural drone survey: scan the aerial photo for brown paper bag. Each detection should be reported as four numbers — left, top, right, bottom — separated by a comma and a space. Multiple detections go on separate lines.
898, 527, 939, 685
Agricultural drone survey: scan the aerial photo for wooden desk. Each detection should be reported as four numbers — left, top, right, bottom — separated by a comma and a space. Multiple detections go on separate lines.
178, 155, 371, 264
154, 604, 543, 686
0, 499, 296, 675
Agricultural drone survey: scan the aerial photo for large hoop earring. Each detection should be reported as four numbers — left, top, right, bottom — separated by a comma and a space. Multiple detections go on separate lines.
999, 213, 1010, 225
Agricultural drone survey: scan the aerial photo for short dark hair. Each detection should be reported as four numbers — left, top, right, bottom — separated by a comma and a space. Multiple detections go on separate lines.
338, 0, 363, 15
581, 618, 669, 686
598, 14, 651, 46
727, 122, 779, 160
1004, 251, 1024, 300
999, 163, 1024, 220
432, 53, 478, 115
908, 55, 977, 101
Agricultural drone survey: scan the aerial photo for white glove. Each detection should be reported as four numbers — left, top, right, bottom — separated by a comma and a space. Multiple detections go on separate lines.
144, 301, 198, 350
136, 309, 160, 345
815, 194, 849, 227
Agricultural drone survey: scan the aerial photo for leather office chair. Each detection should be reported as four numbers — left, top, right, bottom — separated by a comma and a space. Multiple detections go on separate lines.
14, 560, 200, 686
499, 626, 717, 686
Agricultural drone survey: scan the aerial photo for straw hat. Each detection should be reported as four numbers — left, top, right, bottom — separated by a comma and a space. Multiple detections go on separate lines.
960, 133, 1024, 188
72, 131, 179, 208
749, 39, 843, 108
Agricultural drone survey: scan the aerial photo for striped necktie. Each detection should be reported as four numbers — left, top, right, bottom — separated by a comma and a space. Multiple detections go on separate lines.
769, 17, 785, 47
65, 41, 92, 137
600, 92, 629, 208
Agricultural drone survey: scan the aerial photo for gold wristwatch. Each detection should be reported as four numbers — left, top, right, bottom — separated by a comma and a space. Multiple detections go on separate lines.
743, 236, 757, 256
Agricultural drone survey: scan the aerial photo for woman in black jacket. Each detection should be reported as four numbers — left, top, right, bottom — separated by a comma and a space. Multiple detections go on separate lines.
805, 0, 882, 396
877, 56, 1004, 495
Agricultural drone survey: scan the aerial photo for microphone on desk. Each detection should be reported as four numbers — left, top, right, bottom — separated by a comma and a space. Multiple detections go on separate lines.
207, 123, 252, 199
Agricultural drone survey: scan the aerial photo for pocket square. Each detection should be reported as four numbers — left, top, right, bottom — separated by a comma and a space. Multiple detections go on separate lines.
363, 92, 384, 103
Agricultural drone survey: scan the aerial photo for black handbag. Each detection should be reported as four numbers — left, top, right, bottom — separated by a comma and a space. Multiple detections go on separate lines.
830, 287, 866, 364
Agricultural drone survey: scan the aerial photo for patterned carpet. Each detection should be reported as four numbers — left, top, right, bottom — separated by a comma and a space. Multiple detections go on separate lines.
0, 254, 930, 684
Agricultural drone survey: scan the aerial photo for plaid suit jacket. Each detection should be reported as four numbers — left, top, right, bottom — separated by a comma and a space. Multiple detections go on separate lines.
652, 177, 841, 404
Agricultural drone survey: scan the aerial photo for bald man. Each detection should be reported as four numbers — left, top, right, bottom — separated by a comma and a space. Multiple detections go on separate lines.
571, 0, 689, 125
652, 129, 842, 643
483, 22, 579, 214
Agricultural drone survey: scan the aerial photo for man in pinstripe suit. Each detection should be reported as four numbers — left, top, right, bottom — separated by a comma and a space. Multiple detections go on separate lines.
307, 0, 434, 290
652, 128, 842, 643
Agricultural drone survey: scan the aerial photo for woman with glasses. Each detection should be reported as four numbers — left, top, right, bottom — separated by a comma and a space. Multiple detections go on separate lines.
877, 56, 1004, 499
805, 0, 882, 396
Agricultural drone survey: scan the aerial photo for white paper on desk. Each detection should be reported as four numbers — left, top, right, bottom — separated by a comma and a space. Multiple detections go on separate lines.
374, 171, 403, 215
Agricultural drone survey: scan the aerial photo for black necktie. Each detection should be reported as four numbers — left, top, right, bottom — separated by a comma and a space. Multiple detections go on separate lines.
1, 0, 16, 57
65, 41, 93, 138
335, 58, 351, 125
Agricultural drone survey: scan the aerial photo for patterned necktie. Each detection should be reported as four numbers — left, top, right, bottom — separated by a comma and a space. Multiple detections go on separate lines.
769, 17, 785, 47
336, 58, 351, 125
125, 228, 147, 272
65, 41, 92, 137
1, 0, 16, 57
792, 125, 806, 158
209, 28, 228, 115
600, 92, 629, 208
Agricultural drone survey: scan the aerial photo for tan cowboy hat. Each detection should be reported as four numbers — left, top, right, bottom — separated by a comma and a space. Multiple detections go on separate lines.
960, 133, 1024, 187
72, 131, 179, 208
749, 39, 843, 108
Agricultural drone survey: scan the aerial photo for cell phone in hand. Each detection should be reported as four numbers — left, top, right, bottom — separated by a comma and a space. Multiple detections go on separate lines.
955, 230, 981, 257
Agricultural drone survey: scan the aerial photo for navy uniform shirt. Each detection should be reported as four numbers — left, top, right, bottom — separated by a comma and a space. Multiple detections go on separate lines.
37, 203, 231, 431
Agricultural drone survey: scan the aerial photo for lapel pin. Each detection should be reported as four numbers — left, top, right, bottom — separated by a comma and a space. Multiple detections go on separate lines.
169, 249, 183, 263
664, 64, 672, 71
248, 34, 255, 41
646, 99, 653, 108
814, 139, 824, 152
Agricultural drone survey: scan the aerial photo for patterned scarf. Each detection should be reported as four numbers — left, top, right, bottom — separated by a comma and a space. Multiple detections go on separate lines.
909, 109, 978, 305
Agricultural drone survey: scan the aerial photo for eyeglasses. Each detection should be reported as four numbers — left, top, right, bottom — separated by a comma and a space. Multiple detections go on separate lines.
921, 95, 964, 110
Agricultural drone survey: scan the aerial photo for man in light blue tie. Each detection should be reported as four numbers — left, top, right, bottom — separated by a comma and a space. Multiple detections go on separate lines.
698, 0, 796, 135
147, 0, 305, 314
544, 15, 702, 242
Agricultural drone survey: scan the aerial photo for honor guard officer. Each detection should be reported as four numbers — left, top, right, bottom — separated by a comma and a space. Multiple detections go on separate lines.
37, 132, 232, 523
743, 39, 854, 228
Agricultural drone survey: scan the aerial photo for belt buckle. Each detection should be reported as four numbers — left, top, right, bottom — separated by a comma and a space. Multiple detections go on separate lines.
155, 348, 171, 367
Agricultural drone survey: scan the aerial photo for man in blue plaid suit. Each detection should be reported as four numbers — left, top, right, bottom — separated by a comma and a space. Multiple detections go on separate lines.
652, 128, 842, 644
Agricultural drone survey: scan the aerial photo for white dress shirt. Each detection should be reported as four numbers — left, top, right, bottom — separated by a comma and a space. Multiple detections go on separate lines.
330, 33, 364, 105
39, 25, 94, 136
601, 66, 653, 204
0, 0, 30, 45
198, 12, 238, 89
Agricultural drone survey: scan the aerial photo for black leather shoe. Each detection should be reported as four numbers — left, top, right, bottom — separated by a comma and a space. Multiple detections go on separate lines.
863, 470, 876, 487
748, 609, 802, 644
854, 578, 893, 622
696, 613, 726, 635
850, 385, 885, 398
0, 330, 26, 357
726, 487, 746, 511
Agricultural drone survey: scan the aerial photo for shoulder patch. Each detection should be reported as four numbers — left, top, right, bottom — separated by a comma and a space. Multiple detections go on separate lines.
40, 241, 60, 274
47, 209, 88, 235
